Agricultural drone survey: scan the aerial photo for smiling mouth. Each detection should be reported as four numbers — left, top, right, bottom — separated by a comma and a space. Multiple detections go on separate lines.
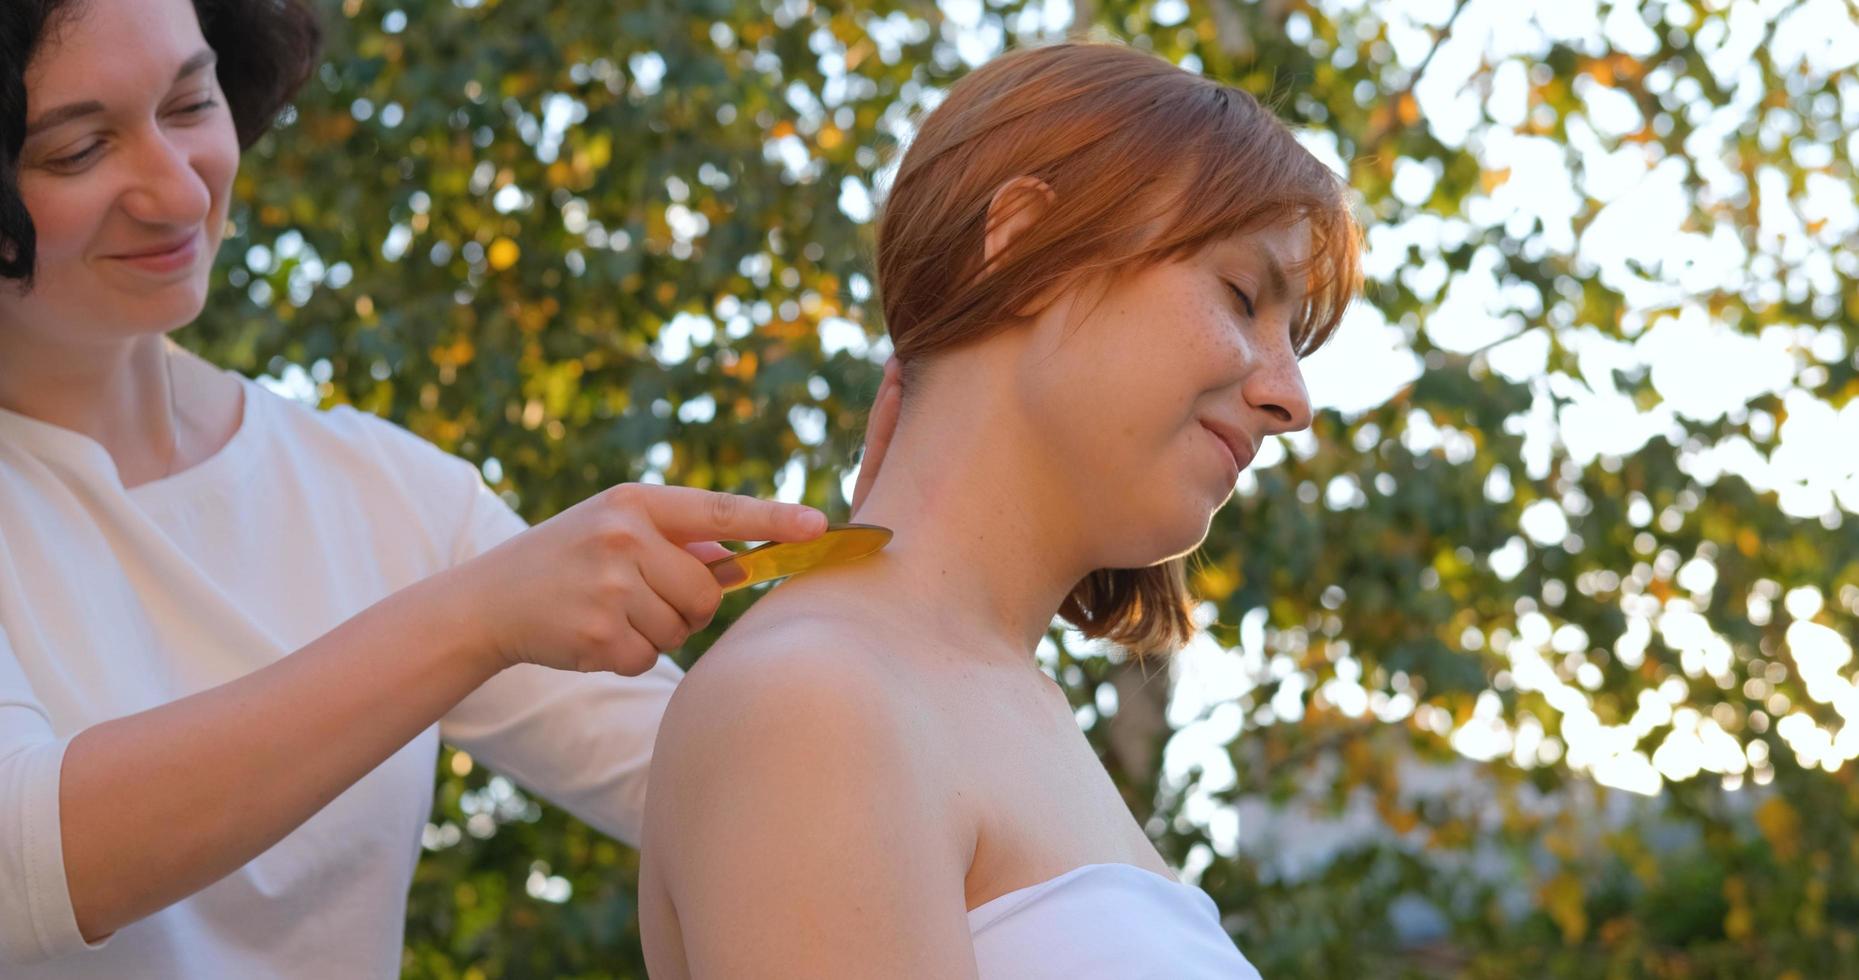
1202, 423, 1256, 477
106, 230, 203, 276
113, 233, 197, 260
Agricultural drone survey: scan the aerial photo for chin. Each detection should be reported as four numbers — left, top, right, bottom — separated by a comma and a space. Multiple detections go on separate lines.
1160, 517, 1217, 563
1164, 493, 1228, 559
1096, 504, 1217, 569
107, 286, 210, 337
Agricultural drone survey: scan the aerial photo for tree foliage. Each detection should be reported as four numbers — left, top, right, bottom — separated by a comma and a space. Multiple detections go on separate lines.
186, 0, 1859, 975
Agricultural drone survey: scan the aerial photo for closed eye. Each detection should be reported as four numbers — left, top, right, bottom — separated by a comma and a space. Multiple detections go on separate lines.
48, 142, 104, 171
1225, 282, 1256, 319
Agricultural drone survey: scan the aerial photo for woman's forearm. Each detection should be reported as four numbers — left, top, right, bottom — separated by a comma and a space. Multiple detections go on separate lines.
53, 479, 829, 944
57, 571, 500, 942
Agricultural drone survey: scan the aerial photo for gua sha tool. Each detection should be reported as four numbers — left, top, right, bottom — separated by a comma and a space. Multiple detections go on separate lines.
705, 523, 893, 593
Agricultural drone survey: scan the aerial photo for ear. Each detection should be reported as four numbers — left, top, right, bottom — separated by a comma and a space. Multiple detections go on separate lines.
979, 175, 1056, 276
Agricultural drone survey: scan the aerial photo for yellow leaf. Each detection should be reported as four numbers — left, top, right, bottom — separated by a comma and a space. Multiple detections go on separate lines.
1737, 528, 1760, 557
1540, 872, 1588, 942
722, 351, 758, 380
1378, 801, 1419, 835
1723, 876, 1753, 940
762, 319, 810, 342
1756, 796, 1802, 861
432, 337, 475, 367
488, 238, 520, 271
1724, 903, 1753, 941
1192, 555, 1241, 602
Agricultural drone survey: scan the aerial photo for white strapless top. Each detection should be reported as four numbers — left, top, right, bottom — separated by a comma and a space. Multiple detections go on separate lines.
967, 863, 1262, 978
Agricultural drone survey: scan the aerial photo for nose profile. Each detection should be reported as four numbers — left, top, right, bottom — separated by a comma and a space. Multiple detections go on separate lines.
120, 134, 211, 229
1246, 350, 1313, 435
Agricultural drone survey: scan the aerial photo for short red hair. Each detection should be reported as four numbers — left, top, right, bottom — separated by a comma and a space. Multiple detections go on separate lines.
875, 41, 1362, 653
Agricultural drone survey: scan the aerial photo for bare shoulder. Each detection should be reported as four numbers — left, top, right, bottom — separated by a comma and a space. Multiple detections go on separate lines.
659, 611, 915, 757
641, 607, 978, 978
646, 608, 943, 841
681, 609, 906, 703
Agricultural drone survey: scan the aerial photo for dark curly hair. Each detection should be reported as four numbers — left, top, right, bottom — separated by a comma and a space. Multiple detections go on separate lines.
0, 0, 322, 284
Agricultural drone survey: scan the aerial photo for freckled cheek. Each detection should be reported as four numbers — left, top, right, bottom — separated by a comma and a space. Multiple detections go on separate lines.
1175, 307, 1252, 386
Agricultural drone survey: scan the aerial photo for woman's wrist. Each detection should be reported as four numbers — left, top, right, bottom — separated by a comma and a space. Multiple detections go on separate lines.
400, 564, 509, 685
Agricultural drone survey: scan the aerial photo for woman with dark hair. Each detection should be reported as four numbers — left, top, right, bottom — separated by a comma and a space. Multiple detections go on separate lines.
639, 41, 1361, 978
0, 0, 899, 975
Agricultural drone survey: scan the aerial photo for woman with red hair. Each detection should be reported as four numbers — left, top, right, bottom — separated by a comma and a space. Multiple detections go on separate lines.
641, 41, 1361, 978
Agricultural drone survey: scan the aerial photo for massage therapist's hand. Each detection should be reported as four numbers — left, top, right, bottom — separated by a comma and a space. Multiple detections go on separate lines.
448, 484, 827, 676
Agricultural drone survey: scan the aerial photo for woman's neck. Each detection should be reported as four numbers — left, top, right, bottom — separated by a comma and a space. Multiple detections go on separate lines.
0, 325, 168, 427
784, 354, 1095, 659
0, 329, 228, 485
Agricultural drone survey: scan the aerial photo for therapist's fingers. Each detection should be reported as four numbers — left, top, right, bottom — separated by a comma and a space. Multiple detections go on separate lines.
608, 484, 826, 545
683, 541, 749, 590
623, 585, 693, 658
458, 482, 819, 677
682, 540, 734, 564
641, 539, 727, 632
851, 358, 903, 517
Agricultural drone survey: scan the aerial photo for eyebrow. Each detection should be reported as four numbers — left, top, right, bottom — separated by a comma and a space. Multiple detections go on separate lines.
23, 49, 218, 138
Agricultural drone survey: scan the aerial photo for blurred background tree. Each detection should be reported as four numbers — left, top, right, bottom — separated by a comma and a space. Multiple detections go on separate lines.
186, 0, 1859, 975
